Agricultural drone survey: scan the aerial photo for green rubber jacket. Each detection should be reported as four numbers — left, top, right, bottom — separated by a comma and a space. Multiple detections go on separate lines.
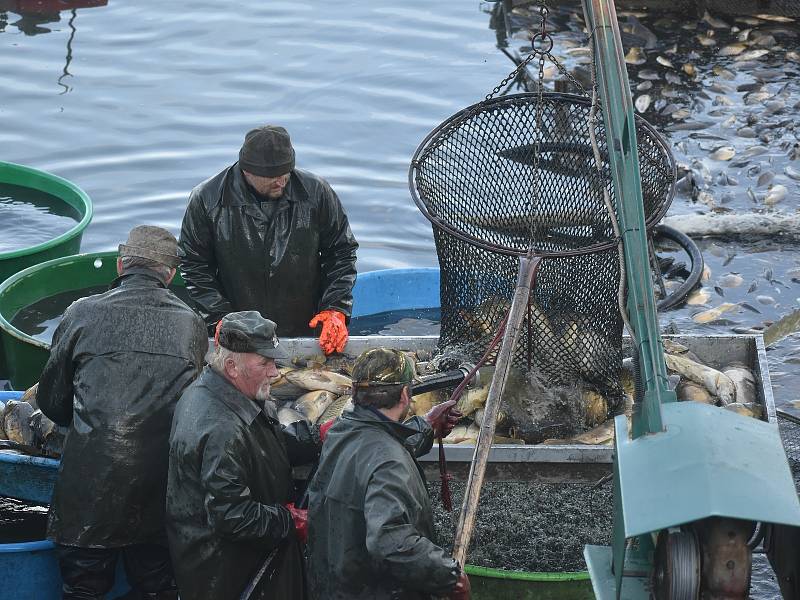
166, 367, 320, 600
38, 270, 208, 547
178, 164, 358, 336
306, 405, 460, 600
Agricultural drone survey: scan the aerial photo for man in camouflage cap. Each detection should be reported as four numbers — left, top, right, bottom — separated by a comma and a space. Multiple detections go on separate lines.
39, 225, 207, 600
306, 347, 471, 600
166, 311, 320, 600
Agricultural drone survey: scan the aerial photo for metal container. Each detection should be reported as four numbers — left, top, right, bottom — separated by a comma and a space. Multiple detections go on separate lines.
278, 332, 777, 483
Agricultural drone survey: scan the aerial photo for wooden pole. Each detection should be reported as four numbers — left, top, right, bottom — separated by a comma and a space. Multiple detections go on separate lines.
452, 255, 540, 567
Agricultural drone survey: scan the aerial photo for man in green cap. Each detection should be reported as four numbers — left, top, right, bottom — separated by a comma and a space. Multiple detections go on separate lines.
178, 124, 359, 355
306, 347, 471, 600
166, 310, 321, 600
38, 225, 208, 600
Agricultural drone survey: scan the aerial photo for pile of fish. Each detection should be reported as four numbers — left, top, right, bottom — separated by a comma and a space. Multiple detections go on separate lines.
0, 384, 65, 458
0, 341, 764, 459
272, 355, 357, 426
273, 340, 763, 448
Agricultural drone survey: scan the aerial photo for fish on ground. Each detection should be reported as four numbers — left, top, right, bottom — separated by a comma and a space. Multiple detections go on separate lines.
664, 353, 736, 405
293, 390, 337, 424
284, 368, 352, 395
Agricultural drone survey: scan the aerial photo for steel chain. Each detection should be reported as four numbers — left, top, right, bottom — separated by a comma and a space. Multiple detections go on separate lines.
527, 0, 549, 248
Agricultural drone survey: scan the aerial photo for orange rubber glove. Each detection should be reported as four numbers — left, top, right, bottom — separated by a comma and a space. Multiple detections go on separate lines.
308, 310, 348, 355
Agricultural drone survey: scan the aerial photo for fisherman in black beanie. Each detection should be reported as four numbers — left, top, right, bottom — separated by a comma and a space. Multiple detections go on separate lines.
178, 125, 358, 353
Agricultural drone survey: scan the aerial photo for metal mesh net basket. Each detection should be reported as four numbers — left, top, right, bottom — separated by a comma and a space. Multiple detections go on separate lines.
778, 410, 800, 468
410, 92, 675, 410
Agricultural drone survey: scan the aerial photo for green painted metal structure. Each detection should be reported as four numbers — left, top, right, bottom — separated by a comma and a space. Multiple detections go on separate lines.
580, 0, 800, 597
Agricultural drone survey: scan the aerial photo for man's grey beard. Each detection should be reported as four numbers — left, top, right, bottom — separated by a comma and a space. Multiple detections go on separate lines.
255, 382, 271, 402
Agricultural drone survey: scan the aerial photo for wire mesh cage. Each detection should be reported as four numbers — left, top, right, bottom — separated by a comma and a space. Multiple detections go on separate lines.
778, 410, 800, 468
410, 92, 675, 412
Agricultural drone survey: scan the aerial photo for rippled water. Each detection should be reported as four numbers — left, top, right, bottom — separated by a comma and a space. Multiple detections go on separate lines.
2, 2, 798, 594
0, 0, 512, 271
0, 183, 79, 252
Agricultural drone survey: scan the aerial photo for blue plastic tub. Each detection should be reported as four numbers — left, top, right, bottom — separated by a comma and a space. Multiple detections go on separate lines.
351, 267, 439, 317
0, 540, 61, 600
0, 391, 59, 504
0, 539, 130, 600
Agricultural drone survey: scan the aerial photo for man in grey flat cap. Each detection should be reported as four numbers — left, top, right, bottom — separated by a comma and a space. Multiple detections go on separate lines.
179, 125, 359, 355
166, 311, 321, 600
38, 225, 208, 600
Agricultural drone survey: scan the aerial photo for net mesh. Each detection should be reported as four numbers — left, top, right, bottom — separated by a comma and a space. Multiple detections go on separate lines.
779, 412, 800, 468
410, 92, 675, 412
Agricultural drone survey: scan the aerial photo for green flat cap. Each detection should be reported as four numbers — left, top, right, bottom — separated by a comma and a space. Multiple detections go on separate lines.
217, 311, 288, 360
352, 348, 416, 388
118, 225, 180, 268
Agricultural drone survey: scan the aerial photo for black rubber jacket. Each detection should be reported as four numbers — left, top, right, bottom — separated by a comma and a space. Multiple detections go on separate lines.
178, 164, 358, 336
166, 367, 320, 600
306, 405, 460, 600
38, 270, 208, 547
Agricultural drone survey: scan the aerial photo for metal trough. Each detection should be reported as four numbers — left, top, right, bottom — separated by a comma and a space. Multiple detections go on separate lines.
281, 332, 776, 484
0, 332, 776, 502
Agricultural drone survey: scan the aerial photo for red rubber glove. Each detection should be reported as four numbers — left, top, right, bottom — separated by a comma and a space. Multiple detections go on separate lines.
308, 310, 348, 355
319, 419, 336, 443
449, 569, 471, 600
284, 502, 308, 544
424, 399, 462, 438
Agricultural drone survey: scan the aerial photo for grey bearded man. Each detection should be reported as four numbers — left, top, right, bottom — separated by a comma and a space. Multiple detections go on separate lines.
167, 311, 321, 600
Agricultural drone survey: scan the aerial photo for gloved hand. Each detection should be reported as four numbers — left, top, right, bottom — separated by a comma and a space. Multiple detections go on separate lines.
449, 569, 471, 600
308, 310, 348, 355
424, 399, 462, 438
284, 502, 308, 544
319, 419, 336, 443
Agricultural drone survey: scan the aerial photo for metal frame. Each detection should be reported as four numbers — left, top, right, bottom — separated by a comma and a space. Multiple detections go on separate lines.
407, 92, 676, 258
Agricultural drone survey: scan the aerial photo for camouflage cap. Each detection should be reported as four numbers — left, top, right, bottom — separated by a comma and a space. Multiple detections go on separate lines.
118, 225, 180, 268
352, 348, 417, 389
217, 311, 288, 360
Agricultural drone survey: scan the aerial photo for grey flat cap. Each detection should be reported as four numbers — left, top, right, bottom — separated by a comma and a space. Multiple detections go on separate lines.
118, 225, 180, 268
217, 311, 289, 360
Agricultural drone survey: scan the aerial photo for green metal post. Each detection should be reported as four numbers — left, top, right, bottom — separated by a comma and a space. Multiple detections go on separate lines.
581, 0, 676, 439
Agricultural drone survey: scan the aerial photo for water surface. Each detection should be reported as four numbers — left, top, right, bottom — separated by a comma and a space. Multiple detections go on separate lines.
0, 183, 80, 252
1, 2, 797, 593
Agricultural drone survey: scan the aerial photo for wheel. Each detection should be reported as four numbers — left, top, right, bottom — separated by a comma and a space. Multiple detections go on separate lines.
653, 529, 701, 600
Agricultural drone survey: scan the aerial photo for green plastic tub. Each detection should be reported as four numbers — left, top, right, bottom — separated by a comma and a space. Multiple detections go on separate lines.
464, 565, 592, 599
0, 252, 187, 389
0, 161, 93, 284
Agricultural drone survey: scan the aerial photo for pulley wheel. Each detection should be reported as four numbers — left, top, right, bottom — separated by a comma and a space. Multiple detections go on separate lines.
653, 529, 701, 600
